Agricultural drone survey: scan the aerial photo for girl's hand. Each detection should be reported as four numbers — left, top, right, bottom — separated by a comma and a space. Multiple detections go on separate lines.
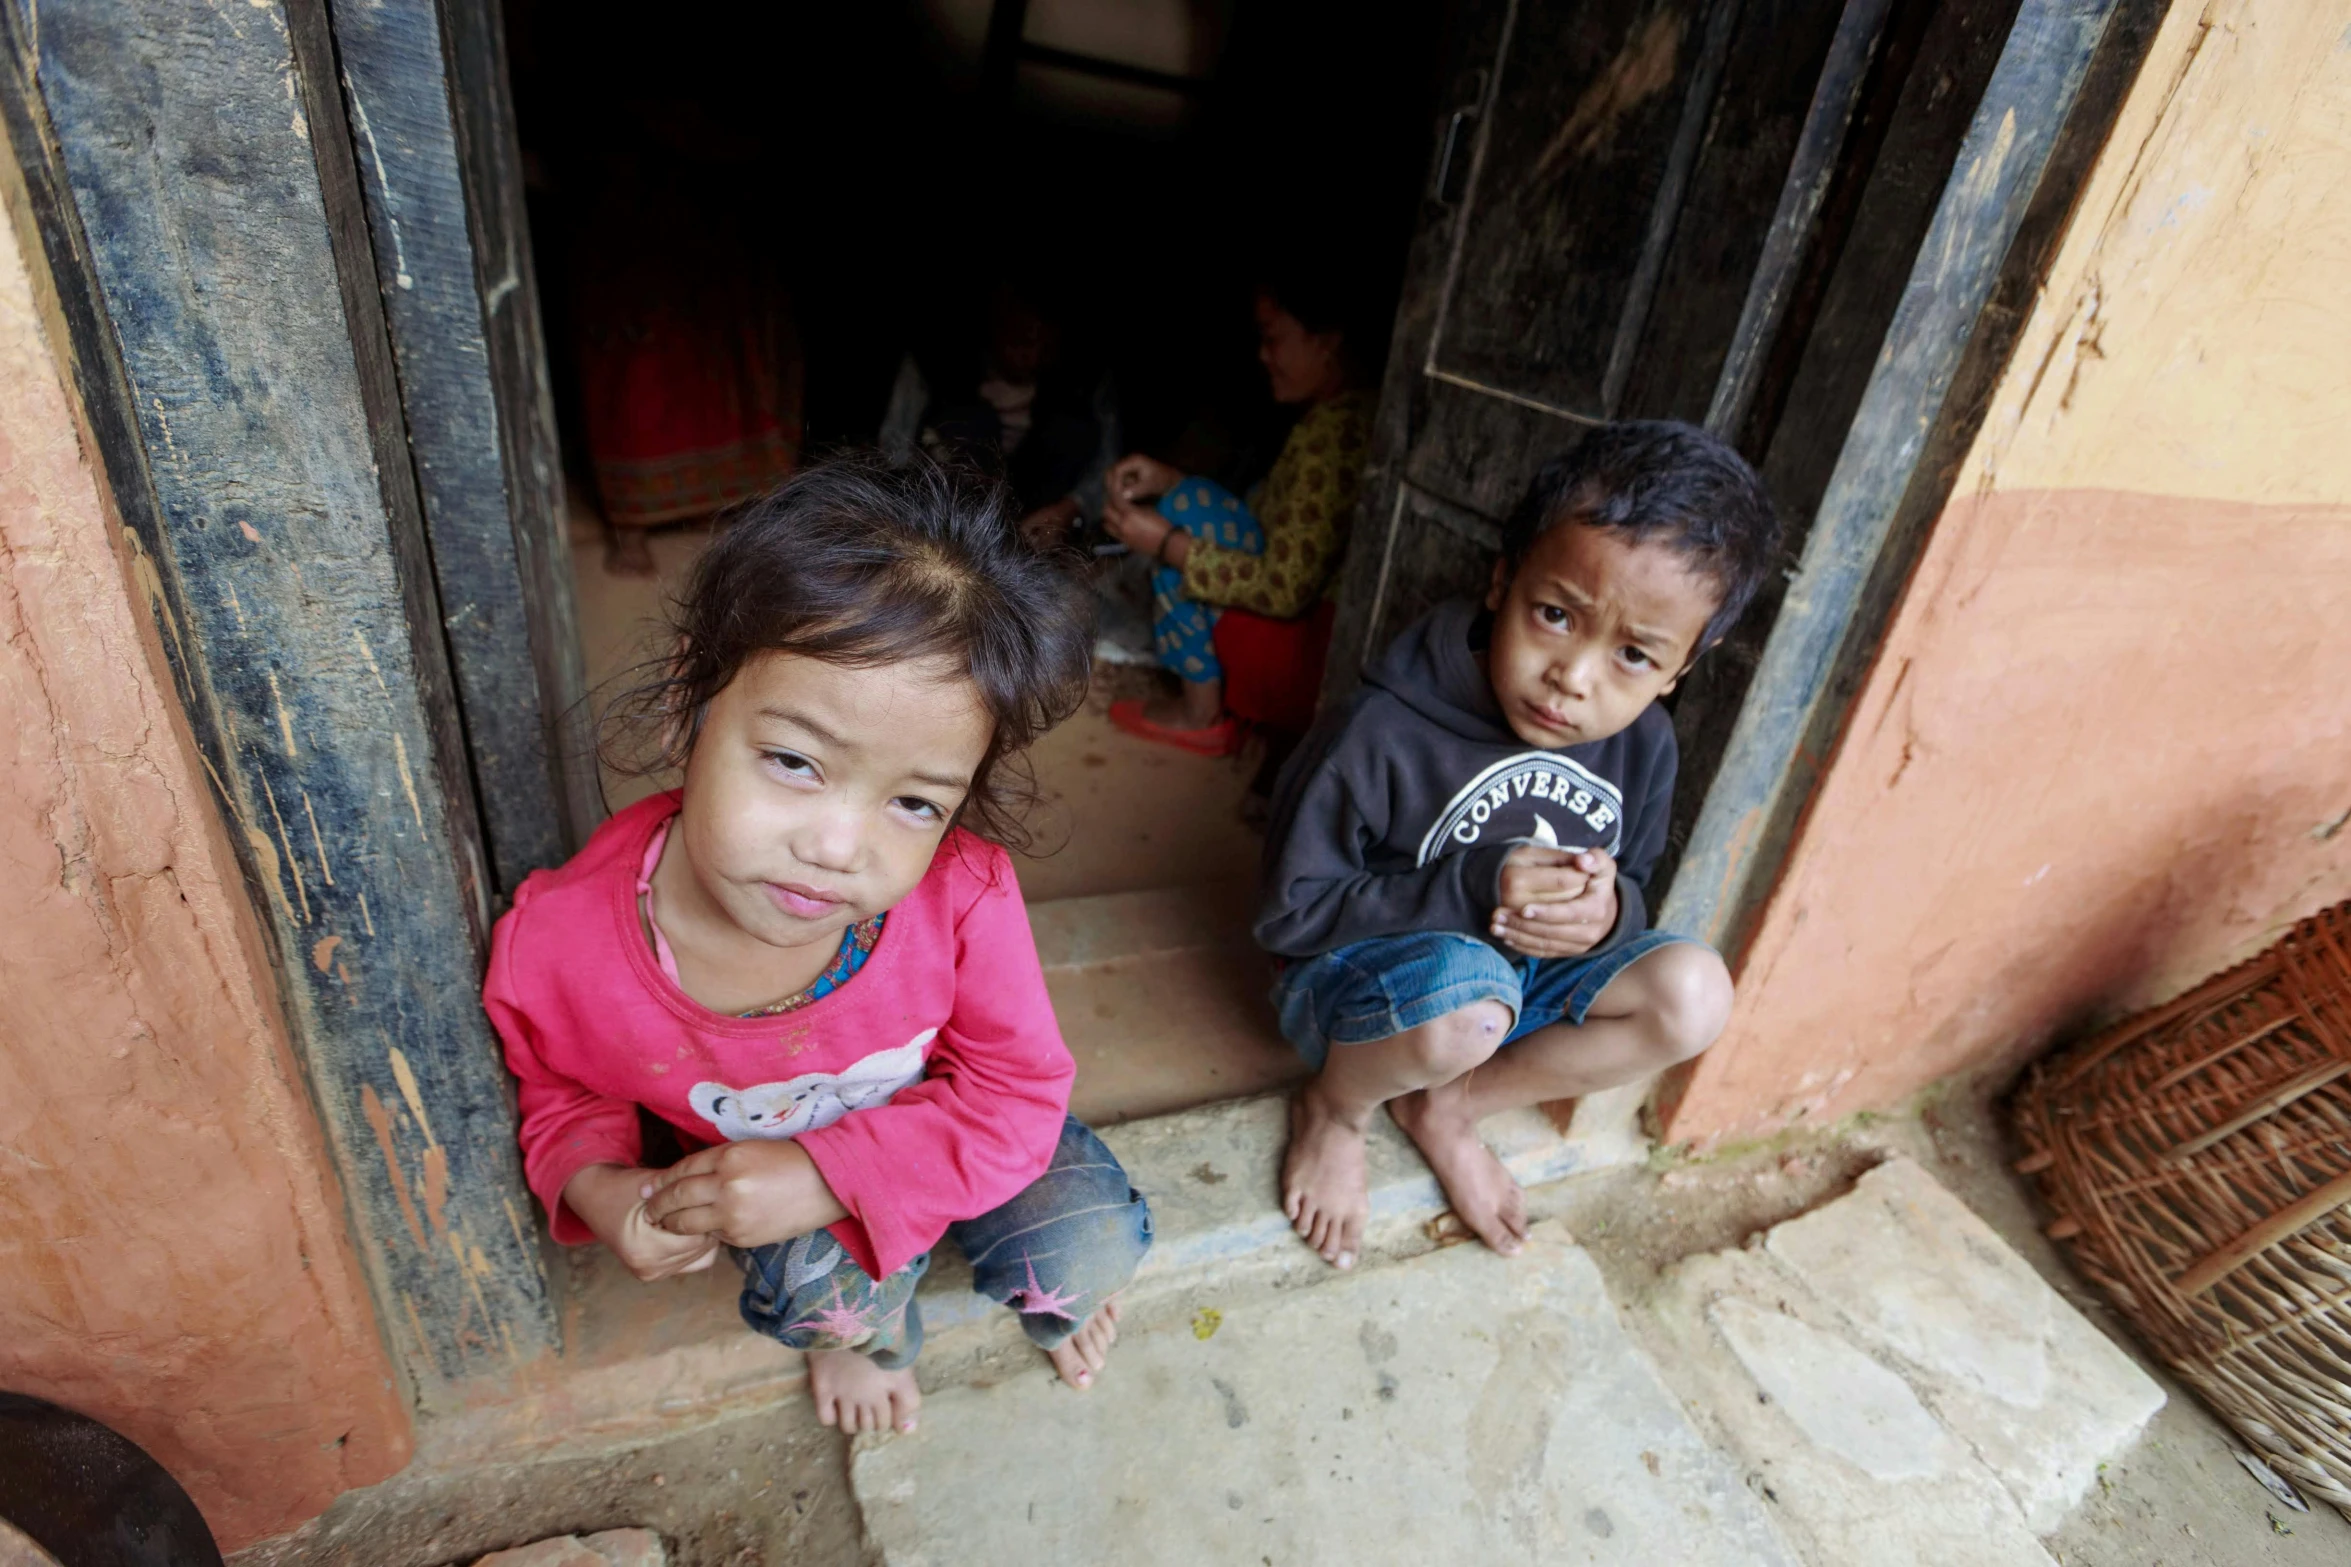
642, 1139, 850, 1251
562, 1163, 720, 1282
1101, 496, 1176, 561
1107, 454, 1183, 502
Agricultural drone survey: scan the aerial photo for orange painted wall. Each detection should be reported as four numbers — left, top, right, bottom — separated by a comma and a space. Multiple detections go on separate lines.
0, 173, 410, 1540
1668, 0, 2351, 1144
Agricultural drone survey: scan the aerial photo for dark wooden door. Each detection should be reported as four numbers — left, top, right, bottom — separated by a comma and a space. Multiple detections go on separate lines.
1326, 0, 2029, 912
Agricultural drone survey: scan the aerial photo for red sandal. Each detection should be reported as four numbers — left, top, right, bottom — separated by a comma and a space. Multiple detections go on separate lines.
1108, 699, 1245, 758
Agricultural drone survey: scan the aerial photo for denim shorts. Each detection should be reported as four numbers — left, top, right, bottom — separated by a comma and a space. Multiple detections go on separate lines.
1271, 929, 1697, 1070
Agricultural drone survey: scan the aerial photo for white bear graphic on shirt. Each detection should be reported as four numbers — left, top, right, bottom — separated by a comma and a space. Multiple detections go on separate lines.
687, 1029, 936, 1141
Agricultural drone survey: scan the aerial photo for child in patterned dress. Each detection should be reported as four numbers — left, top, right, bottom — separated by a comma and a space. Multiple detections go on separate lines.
1097, 278, 1374, 755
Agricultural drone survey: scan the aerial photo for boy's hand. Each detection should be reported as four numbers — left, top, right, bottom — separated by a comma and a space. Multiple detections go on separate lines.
1492, 848, 1619, 960
642, 1139, 850, 1251
1497, 843, 1591, 911
561, 1163, 720, 1283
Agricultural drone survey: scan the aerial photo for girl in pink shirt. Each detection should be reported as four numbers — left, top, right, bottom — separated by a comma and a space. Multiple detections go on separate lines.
486, 455, 1150, 1437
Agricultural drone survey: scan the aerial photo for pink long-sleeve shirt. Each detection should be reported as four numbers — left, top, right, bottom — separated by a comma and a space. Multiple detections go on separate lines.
484, 790, 1074, 1278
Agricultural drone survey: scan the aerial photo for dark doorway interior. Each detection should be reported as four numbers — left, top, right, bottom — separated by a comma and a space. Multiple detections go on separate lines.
505, 0, 1445, 551
503, 0, 1452, 1126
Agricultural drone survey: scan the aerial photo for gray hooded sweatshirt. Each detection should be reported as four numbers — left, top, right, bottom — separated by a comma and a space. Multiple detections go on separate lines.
1255, 597, 1678, 960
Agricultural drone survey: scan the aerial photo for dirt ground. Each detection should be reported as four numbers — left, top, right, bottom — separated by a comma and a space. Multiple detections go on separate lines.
229, 1400, 865, 1567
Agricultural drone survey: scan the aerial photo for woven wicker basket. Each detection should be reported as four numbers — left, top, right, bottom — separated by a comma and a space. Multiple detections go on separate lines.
2013, 899, 2351, 1520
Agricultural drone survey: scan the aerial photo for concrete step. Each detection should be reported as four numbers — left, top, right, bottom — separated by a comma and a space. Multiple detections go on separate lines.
850, 1158, 2178, 1567
906, 1090, 1647, 1387
413, 880, 1646, 1466
854, 1223, 1798, 1567
1033, 879, 1307, 1127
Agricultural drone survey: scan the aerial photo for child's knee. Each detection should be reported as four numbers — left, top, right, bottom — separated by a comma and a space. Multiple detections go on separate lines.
962, 1127, 1152, 1308
1408, 999, 1513, 1078
1642, 944, 1734, 1063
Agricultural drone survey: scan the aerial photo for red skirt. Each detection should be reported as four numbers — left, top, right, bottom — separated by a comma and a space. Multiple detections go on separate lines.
572, 186, 802, 528
1213, 598, 1336, 734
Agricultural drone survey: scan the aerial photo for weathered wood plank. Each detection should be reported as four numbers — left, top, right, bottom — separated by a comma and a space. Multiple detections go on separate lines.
17, 0, 557, 1390
284, 0, 496, 958
330, 0, 595, 890
1426, 0, 1715, 420
436, 0, 601, 866
1660, 0, 2137, 959
1621, 0, 1857, 426
1322, 0, 1516, 701
1653, 0, 2020, 904
1696, 0, 1896, 437
1332, 0, 1859, 699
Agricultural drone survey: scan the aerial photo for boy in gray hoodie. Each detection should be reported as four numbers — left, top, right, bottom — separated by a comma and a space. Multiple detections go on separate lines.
1258, 421, 1777, 1269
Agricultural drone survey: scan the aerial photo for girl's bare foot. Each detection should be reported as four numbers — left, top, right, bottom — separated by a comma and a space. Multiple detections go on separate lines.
1283, 1089, 1369, 1269
1046, 1295, 1123, 1390
807, 1346, 920, 1435
605, 527, 657, 578
1389, 1087, 1528, 1257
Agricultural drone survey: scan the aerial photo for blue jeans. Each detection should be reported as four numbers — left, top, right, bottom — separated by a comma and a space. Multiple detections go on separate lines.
733, 1116, 1151, 1370
1271, 929, 1697, 1071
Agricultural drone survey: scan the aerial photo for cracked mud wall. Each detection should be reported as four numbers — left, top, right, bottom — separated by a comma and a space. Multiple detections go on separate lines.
0, 178, 410, 1543
1669, 0, 2351, 1144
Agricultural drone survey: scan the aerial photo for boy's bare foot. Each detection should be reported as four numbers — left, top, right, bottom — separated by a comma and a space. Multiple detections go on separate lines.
1046, 1295, 1123, 1390
1390, 1087, 1528, 1257
807, 1346, 920, 1435
1283, 1089, 1369, 1269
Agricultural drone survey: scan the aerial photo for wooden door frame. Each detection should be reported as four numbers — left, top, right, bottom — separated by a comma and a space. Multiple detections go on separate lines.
1662, 0, 2168, 965
0, 0, 2169, 1406
1330, 0, 2167, 990
0, 0, 586, 1402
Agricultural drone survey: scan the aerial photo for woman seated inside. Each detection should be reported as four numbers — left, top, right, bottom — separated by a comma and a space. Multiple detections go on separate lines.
1095, 275, 1374, 756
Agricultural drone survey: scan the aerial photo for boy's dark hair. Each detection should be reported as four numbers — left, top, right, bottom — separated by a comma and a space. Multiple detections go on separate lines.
603, 452, 1094, 851
1500, 420, 1779, 651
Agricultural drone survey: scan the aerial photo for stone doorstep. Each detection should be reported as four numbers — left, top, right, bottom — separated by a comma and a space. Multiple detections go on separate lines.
469, 1529, 663, 1567
414, 1086, 1648, 1471
909, 1089, 1649, 1384
1641, 1158, 2167, 1566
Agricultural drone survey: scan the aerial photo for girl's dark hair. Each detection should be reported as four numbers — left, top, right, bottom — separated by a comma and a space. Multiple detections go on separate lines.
602, 451, 1094, 851
1500, 420, 1780, 651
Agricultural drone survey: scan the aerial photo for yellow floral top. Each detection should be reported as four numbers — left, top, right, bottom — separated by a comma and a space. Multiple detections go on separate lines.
1180, 390, 1372, 619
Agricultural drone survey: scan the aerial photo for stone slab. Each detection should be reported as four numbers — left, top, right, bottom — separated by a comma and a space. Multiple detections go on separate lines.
1651, 1247, 2058, 1567
471, 1539, 604, 1567
1762, 1158, 2165, 1532
853, 1223, 1795, 1567
471, 1532, 663, 1567
579, 1531, 666, 1567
